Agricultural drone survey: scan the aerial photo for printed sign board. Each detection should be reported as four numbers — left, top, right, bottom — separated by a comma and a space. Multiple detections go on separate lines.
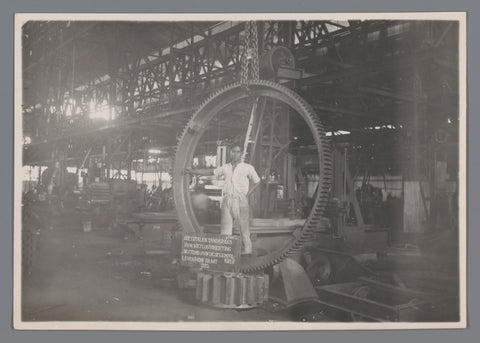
181, 233, 241, 272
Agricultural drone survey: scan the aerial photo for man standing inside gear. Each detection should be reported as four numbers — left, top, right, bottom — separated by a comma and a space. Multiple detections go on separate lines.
187, 145, 261, 256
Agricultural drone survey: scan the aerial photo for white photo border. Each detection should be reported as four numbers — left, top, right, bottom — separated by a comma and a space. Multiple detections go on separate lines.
13, 12, 467, 331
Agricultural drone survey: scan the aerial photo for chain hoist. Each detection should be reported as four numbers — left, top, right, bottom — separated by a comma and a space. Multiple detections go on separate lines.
240, 21, 260, 95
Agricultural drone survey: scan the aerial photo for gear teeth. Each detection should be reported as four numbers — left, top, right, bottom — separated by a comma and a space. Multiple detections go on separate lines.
173, 80, 333, 273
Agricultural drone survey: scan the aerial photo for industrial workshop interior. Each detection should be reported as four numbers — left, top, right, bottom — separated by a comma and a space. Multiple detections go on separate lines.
20, 19, 460, 324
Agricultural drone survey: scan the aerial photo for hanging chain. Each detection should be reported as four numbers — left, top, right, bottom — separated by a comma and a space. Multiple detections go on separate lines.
240, 22, 251, 88
250, 22, 260, 81
241, 21, 260, 94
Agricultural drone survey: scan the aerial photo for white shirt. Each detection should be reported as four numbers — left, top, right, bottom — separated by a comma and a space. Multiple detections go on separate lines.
214, 162, 260, 196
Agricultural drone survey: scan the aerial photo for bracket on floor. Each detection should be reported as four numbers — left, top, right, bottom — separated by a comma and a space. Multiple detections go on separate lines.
269, 257, 318, 307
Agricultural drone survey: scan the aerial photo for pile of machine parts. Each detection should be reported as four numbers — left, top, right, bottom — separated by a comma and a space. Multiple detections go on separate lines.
77, 179, 146, 231
146, 185, 174, 212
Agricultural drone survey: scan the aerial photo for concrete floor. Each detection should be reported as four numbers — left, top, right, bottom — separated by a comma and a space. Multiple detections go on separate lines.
22, 223, 297, 322
21, 218, 460, 324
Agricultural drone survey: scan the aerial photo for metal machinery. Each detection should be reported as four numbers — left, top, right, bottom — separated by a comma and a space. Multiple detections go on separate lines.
171, 22, 458, 320
173, 80, 332, 273
173, 79, 333, 309
21, 20, 460, 321
172, 22, 327, 309
78, 179, 146, 231
173, 80, 455, 319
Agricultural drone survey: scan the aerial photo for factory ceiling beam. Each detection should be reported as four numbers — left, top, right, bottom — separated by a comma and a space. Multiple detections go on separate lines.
358, 87, 457, 113
23, 22, 97, 73
312, 103, 381, 120
22, 20, 459, 166
23, 104, 197, 149
298, 44, 448, 88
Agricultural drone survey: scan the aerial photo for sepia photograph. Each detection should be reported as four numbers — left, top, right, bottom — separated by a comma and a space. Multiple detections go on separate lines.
13, 13, 466, 330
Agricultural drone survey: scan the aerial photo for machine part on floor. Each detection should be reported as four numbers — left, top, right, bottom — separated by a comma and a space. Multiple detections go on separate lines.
303, 252, 332, 286
195, 270, 269, 309
301, 248, 377, 284
315, 277, 436, 322
268, 258, 319, 307
85, 182, 111, 205
297, 310, 326, 322
115, 211, 178, 242
349, 285, 372, 321
79, 180, 145, 230
289, 301, 329, 322
173, 80, 332, 273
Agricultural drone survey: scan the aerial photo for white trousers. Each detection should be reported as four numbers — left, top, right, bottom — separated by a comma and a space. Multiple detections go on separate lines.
220, 194, 252, 254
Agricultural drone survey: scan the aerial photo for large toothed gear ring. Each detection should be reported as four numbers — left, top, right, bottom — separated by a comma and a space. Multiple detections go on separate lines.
173, 80, 332, 273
